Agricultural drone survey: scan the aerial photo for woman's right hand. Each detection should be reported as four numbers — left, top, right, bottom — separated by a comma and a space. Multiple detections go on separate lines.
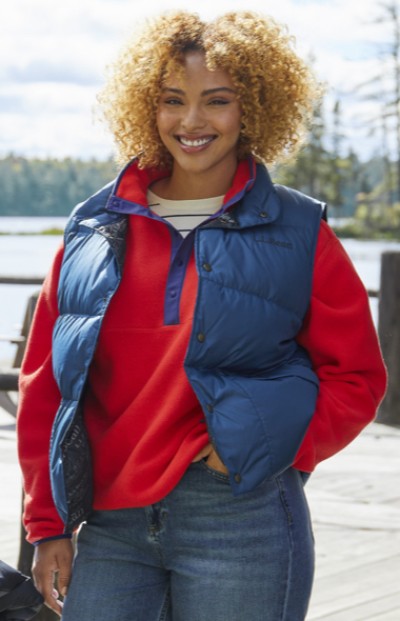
192, 442, 229, 475
205, 449, 229, 475
32, 538, 74, 617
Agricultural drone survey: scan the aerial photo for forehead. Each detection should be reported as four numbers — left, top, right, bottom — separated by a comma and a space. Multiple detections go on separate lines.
163, 51, 235, 90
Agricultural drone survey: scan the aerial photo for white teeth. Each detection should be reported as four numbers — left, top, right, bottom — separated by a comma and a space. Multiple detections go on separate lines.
179, 136, 213, 147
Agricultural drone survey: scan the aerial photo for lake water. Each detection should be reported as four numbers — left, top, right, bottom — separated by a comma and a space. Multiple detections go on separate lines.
1, 216, 400, 363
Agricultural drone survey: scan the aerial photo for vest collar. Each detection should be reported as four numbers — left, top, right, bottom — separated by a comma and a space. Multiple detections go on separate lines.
233, 163, 281, 227
105, 156, 279, 227
201, 164, 281, 230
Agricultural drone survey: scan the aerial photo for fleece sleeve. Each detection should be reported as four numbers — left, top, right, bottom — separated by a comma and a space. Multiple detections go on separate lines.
293, 220, 387, 472
16, 245, 66, 543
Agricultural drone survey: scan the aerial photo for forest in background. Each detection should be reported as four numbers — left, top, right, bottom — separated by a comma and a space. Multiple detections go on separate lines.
0, 142, 397, 238
0, 155, 117, 218
0, 148, 388, 220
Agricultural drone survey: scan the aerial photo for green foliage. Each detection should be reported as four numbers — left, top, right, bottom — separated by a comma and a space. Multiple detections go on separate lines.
0, 155, 118, 216
0, 149, 398, 240
273, 146, 363, 217
353, 199, 400, 237
273, 101, 364, 217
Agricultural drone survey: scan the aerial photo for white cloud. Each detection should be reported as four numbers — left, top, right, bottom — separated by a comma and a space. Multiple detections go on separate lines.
0, 0, 396, 160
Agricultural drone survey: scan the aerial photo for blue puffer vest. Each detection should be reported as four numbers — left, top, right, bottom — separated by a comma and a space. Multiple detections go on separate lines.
49, 163, 324, 532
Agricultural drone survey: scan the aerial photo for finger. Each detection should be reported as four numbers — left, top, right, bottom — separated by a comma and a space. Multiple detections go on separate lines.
32, 563, 53, 603
53, 590, 64, 610
192, 442, 213, 462
44, 591, 63, 617
34, 571, 62, 617
57, 549, 73, 597
206, 450, 229, 474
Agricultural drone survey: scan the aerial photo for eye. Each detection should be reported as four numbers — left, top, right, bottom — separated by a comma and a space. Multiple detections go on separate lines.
208, 98, 230, 106
163, 98, 183, 106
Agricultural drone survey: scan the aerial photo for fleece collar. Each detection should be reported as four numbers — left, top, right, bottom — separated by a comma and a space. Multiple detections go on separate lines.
106, 156, 257, 214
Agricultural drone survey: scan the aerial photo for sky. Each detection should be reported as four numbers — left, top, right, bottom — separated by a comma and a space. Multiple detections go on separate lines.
0, 0, 396, 162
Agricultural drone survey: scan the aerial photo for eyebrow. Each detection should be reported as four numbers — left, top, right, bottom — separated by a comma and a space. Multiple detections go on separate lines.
161, 87, 236, 96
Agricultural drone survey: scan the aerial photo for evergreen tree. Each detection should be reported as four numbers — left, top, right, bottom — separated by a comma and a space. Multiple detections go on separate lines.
330, 100, 345, 213
0, 156, 117, 216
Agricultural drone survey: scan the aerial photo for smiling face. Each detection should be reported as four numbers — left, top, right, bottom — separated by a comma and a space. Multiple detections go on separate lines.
156, 52, 242, 194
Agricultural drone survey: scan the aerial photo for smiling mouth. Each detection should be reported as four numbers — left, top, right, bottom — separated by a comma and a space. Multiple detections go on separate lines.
176, 136, 216, 147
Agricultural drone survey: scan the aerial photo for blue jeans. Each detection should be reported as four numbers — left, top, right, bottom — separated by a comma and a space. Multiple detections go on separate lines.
62, 463, 314, 621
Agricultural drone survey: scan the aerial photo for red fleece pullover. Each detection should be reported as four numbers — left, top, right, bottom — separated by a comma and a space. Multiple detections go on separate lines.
17, 164, 387, 543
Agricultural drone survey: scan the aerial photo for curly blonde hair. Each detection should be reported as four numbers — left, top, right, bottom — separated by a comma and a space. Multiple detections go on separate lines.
98, 11, 320, 168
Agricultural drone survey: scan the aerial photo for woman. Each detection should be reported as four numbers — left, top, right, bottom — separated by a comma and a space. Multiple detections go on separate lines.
17, 11, 387, 621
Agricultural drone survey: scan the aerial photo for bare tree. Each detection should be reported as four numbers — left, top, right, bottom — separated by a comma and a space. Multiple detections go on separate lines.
351, 2, 400, 205
330, 100, 345, 213
376, 1, 400, 200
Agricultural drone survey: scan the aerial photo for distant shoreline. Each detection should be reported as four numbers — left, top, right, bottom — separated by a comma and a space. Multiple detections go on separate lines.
0, 221, 399, 242
1, 228, 399, 242
0, 228, 64, 236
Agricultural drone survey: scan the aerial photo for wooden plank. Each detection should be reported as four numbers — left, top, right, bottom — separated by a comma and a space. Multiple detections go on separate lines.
366, 610, 400, 621
308, 556, 400, 618
309, 474, 400, 505
312, 453, 400, 474
310, 483, 400, 506
0, 442, 21, 567
308, 591, 400, 620
377, 252, 400, 425
307, 492, 400, 530
361, 424, 400, 437
312, 527, 400, 579
0, 368, 20, 391
0, 392, 17, 416
0, 276, 44, 285
0, 335, 25, 343
306, 423, 400, 619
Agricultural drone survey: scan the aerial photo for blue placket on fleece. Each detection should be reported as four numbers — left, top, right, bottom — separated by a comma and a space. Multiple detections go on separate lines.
106, 182, 252, 326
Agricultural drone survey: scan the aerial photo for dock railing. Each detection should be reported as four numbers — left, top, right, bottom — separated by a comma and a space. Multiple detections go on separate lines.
0, 277, 42, 414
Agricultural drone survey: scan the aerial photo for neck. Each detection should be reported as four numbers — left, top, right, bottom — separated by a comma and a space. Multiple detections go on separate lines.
152, 160, 238, 200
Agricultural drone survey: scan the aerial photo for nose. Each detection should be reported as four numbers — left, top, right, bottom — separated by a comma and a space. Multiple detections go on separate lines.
181, 104, 206, 131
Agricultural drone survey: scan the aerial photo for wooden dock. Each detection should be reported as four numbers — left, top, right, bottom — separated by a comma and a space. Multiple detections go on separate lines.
306, 423, 400, 620
1, 406, 399, 620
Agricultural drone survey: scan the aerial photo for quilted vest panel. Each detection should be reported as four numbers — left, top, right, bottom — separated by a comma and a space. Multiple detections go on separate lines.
184, 176, 322, 493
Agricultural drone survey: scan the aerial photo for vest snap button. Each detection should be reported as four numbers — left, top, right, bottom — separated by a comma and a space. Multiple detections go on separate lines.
197, 332, 205, 343
234, 473, 242, 483
202, 262, 212, 272
206, 403, 214, 413
259, 211, 268, 218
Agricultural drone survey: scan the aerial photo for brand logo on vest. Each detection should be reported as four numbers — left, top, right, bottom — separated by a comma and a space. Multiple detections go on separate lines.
254, 235, 293, 249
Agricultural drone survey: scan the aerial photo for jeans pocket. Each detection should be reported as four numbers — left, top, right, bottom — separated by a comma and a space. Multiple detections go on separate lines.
199, 458, 231, 483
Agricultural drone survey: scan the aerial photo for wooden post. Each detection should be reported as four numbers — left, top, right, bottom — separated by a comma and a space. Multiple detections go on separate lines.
377, 252, 400, 426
